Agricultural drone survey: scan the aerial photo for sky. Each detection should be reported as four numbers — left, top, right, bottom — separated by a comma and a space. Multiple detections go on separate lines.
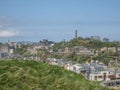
0, 0, 120, 42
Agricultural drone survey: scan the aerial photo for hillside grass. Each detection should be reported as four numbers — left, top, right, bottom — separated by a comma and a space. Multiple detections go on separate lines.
0, 60, 110, 90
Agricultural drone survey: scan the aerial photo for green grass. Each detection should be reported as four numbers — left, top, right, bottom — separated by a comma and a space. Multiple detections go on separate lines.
0, 60, 110, 90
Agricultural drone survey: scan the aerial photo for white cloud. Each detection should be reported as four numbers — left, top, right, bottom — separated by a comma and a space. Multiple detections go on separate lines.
0, 30, 19, 38
0, 16, 20, 38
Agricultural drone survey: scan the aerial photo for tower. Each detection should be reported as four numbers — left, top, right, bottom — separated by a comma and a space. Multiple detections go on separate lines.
75, 30, 78, 39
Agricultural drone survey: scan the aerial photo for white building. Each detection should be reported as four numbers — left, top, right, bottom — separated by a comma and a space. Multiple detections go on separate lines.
89, 71, 115, 81
64, 63, 86, 74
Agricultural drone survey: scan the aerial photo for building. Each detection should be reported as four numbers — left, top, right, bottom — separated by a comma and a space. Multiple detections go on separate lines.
9, 46, 15, 55
64, 47, 73, 53
89, 71, 115, 81
103, 38, 109, 42
73, 46, 94, 55
47, 58, 65, 67
0, 44, 9, 53
108, 47, 116, 53
27, 46, 37, 54
100, 47, 108, 52
62, 46, 94, 55
91, 36, 100, 41
40, 39, 55, 46
69, 64, 86, 74
0, 52, 9, 59
100, 47, 118, 53
89, 68, 120, 81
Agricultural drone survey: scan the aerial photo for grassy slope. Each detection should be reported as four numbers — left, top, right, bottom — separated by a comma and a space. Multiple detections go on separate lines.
0, 60, 110, 90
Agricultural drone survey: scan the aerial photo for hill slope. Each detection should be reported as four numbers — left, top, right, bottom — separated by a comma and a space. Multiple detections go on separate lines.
0, 60, 110, 90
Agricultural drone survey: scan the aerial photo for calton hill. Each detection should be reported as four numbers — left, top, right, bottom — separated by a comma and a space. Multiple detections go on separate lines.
52, 37, 120, 65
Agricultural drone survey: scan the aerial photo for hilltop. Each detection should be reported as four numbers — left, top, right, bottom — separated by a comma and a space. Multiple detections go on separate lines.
0, 60, 110, 90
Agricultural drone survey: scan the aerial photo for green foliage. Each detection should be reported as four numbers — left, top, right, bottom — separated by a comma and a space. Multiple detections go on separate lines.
52, 41, 67, 52
53, 38, 120, 51
51, 37, 120, 65
0, 60, 110, 90
68, 38, 89, 47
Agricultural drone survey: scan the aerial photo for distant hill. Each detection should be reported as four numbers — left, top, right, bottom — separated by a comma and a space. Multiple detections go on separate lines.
0, 60, 110, 90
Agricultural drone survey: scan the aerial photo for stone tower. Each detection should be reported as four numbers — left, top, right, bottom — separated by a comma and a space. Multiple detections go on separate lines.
75, 30, 78, 39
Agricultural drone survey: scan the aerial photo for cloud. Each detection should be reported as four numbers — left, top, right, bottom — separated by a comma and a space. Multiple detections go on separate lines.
0, 30, 19, 38
0, 16, 20, 38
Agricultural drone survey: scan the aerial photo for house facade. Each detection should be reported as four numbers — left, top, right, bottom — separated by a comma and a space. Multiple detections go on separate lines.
0, 44, 9, 53
89, 71, 115, 81
61, 46, 94, 56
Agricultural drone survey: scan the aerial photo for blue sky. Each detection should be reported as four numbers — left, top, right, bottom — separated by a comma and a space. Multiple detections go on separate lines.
0, 0, 120, 42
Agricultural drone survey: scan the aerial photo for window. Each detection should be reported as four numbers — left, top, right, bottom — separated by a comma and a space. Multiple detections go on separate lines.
98, 76, 102, 78
94, 76, 97, 80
